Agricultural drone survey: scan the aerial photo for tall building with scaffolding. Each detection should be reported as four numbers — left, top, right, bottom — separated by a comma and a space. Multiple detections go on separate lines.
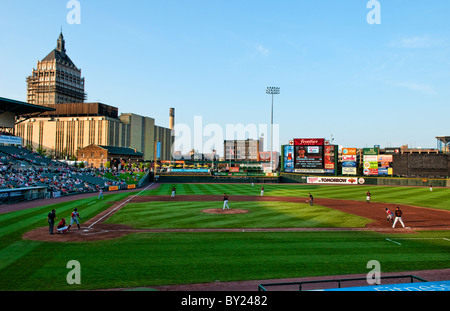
16, 32, 174, 164
26, 32, 86, 106
436, 136, 450, 154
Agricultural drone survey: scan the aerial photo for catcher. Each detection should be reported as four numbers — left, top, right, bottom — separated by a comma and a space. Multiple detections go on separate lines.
57, 218, 69, 234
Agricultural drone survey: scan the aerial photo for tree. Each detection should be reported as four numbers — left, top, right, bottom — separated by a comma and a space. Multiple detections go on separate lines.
36, 146, 47, 157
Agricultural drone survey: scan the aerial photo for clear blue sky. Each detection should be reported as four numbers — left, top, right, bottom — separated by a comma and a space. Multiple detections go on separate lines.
1, 0, 449, 153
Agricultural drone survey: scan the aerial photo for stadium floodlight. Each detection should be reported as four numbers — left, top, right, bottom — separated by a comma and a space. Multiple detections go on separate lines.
266, 87, 280, 172
266, 87, 280, 95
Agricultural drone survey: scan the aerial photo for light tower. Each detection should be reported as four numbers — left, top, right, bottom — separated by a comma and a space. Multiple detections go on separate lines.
266, 87, 280, 172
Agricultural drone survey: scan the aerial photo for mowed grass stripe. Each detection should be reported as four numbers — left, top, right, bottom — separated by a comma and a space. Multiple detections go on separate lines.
144, 184, 450, 210
106, 201, 370, 229
2, 231, 448, 290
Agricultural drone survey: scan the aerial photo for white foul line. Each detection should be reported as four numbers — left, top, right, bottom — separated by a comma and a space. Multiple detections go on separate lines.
88, 183, 154, 229
386, 237, 450, 245
385, 238, 402, 245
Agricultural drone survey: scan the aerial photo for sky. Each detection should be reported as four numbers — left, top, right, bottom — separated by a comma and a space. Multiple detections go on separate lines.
0, 0, 449, 155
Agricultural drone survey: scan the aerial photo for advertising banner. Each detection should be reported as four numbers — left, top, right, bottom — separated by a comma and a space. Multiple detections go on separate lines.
342, 147, 357, 175
342, 167, 357, 175
342, 161, 357, 167
307, 177, 359, 185
378, 155, 393, 174
0, 135, 22, 145
294, 138, 325, 146
342, 148, 357, 155
364, 161, 378, 169
170, 169, 210, 173
156, 142, 161, 159
324, 145, 336, 172
283, 145, 294, 172
363, 148, 379, 155
364, 168, 378, 176
363, 154, 378, 176
364, 155, 378, 162
385, 148, 400, 154
342, 155, 357, 162
294, 169, 328, 174
378, 155, 393, 162
378, 168, 389, 176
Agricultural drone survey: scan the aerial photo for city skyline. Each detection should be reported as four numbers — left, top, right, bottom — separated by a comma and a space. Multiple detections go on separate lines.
1, 0, 449, 153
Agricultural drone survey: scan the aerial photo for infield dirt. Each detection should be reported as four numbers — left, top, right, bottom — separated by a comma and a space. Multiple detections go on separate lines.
23, 194, 450, 242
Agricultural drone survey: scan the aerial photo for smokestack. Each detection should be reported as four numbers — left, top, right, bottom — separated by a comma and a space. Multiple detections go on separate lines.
169, 108, 175, 130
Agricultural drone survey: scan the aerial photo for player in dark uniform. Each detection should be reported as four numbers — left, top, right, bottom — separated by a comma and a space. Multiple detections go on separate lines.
47, 209, 57, 235
392, 207, 405, 228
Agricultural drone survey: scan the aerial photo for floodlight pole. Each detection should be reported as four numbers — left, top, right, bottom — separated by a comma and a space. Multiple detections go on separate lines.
266, 87, 280, 173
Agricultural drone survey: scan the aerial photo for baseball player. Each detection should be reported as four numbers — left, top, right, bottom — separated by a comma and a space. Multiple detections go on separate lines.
98, 188, 104, 200
385, 208, 394, 223
223, 193, 230, 210
392, 207, 405, 228
308, 193, 314, 206
57, 218, 69, 234
171, 186, 176, 198
68, 208, 82, 230
366, 191, 371, 203
261, 186, 264, 196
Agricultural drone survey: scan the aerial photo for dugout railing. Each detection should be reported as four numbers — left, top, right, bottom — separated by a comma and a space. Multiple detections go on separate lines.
258, 275, 428, 291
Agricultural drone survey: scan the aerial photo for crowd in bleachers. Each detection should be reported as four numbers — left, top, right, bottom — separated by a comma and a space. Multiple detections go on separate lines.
0, 145, 142, 199
0, 165, 97, 194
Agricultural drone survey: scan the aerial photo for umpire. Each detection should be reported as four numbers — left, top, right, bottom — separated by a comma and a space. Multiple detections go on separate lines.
47, 209, 57, 235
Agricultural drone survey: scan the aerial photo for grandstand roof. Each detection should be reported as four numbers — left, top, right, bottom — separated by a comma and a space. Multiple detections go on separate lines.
98, 145, 144, 156
436, 136, 450, 144
0, 97, 55, 116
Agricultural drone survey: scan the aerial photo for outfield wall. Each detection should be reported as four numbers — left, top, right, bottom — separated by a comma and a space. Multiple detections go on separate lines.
152, 173, 449, 187
280, 173, 450, 187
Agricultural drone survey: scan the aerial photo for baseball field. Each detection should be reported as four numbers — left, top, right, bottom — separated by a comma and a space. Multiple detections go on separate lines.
1, 182, 449, 291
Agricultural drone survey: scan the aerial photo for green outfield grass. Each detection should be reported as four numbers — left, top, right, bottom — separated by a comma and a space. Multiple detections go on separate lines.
103, 171, 145, 185
0, 183, 449, 291
105, 201, 371, 229
145, 183, 450, 211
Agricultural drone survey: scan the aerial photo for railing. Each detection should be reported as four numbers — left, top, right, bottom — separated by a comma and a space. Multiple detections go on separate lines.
258, 275, 428, 291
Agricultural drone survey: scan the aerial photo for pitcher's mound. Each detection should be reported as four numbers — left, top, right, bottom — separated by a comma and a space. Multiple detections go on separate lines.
203, 209, 249, 215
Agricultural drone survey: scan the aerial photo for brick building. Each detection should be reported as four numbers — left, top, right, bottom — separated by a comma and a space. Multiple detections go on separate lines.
78, 144, 144, 168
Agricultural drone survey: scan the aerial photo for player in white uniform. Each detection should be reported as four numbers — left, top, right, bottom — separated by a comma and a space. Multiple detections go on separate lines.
68, 208, 82, 230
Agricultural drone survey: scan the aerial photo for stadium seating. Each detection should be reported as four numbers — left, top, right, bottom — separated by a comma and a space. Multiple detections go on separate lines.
0, 145, 135, 200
